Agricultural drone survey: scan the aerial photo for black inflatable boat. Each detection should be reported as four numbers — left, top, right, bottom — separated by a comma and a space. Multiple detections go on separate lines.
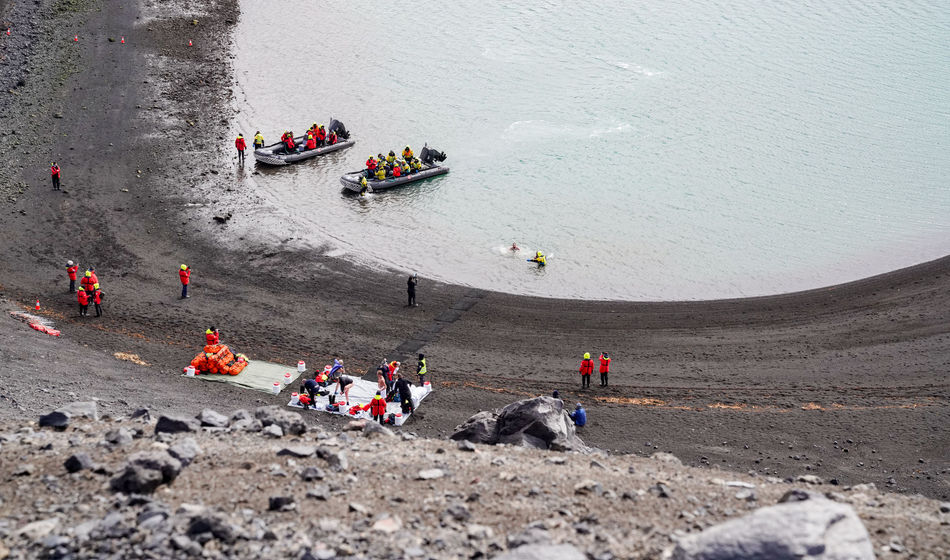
340, 145, 448, 193
254, 119, 354, 166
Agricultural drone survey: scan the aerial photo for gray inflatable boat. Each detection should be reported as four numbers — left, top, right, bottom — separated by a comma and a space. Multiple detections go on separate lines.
253, 119, 353, 166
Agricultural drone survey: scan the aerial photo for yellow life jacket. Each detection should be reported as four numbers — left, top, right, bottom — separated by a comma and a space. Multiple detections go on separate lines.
376, 168, 387, 180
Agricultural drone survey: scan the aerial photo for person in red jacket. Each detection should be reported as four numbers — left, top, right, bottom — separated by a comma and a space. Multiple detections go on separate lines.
283, 131, 296, 154
92, 283, 104, 318
599, 352, 611, 387
51, 162, 61, 191
365, 156, 377, 178
77, 287, 89, 317
328, 130, 337, 145
179, 264, 191, 299
392, 164, 402, 178
205, 327, 219, 346
65, 260, 78, 293
579, 352, 594, 389
235, 133, 247, 165
363, 391, 388, 424
80, 270, 95, 293
305, 133, 316, 150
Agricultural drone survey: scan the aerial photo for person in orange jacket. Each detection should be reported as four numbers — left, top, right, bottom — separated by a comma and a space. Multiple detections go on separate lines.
205, 327, 219, 345
363, 391, 388, 424
315, 125, 326, 146
328, 130, 338, 145
235, 133, 247, 165
65, 260, 78, 293
77, 287, 89, 317
179, 264, 191, 298
80, 269, 96, 293
305, 133, 316, 150
599, 352, 610, 387
578, 352, 594, 389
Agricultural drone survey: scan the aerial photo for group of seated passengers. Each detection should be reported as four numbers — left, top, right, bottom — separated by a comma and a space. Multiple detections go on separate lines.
364, 147, 425, 179
278, 123, 339, 154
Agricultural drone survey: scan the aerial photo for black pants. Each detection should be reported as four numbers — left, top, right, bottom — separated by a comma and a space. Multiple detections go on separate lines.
408, 289, 416, 306
69, 279, 75, 293
400, 396, 414, 414
94, 303, 102, 317
79, 304, 87, 316
581, 374, 591, 388
600, 372, 608, 386
418, 375, 426, 386
181, 284, 188, 298
299, 384, 317, 402
373, 414, 384, 424
52, 175, 60, 190
237, 149, 244, 164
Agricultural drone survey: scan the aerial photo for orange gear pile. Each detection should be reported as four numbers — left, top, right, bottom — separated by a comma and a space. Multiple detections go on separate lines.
189, 344, 249, 376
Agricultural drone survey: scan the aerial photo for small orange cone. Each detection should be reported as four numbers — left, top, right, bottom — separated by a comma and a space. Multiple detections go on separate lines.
188, 40, 192, 47
120, 36, 125, 44
73, 34, 78, 42
35, 299, 40, 310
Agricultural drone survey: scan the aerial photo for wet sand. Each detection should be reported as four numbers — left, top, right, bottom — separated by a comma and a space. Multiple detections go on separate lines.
0, 0, 946, 499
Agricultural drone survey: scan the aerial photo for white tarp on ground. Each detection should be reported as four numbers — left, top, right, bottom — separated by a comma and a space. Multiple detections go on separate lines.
287, 376, 432, 426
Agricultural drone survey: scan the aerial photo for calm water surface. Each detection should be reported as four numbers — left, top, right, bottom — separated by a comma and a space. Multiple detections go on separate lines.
231, 0, 950, 300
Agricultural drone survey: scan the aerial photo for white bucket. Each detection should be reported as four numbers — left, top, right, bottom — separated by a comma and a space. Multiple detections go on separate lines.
424, 381, 432, 393
297, 360, 306, 373
185, 366, 196, 377
283, 372, 292, 385
291, 392, 299, 405
271, 382, 281, 395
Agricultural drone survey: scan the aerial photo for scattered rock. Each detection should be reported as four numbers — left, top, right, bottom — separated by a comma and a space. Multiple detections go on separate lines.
345, 420, 367, 431
255, 406, 306, 435
38, 411, 70, 430
650, 483, 672, 498
13, 464, 35, 476
939, 502, 950, 514
64, 452, 95, 473
348, 502, 368, 514
669, 495, 874, 560
262, 424, 283, 438
300, 466, 325, 481
495, 544, 586, 560
268, 496, 295, 511
16, 518, 60, 542
574, 479, 603, 496
452, 397, 589, 452
651, 452, 682, 465
104, 427, 133, 446
168, 438, 202, 467
362, 421, 394, 438
316, 447, 348, 471
277, 445, 316, 458
110, 451, 182, 494
372, 516, 402, 533
797, 475, 823, 485
212, 213, 232, 224
457, 439, 477, 452
444, 504, 470, 522
57, 401, 98, 420
155, 415, 199, 434
197, 408, 229, 428
306, 486, 330, 501
417, 468, 445, 480
130, 408, 150, 421
186, 513, 238, 544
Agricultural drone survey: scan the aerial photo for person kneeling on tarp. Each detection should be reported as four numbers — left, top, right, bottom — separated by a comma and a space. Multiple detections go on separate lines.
298, 392, 313, 410
361, 391, 388, 424
569, 403, 587, 427
300, 378, 319, 405
393, 373, 414, 415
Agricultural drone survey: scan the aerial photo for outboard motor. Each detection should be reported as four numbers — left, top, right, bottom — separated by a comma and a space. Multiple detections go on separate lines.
420, 143, 447, 165
328, 119, 350, 140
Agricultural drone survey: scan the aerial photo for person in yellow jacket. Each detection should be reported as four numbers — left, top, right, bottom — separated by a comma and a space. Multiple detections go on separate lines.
375, 167, 387, 180
402, 146, 414, 161
253, 131, 264, 149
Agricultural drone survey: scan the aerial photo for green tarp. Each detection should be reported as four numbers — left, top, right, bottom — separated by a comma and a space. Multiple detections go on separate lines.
190, 360, 302, 393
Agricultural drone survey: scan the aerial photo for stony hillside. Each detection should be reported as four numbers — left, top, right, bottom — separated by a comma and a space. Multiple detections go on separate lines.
0, 402, 947, 559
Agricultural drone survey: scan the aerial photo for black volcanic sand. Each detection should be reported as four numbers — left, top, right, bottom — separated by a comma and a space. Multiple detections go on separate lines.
0, 0, 947, 499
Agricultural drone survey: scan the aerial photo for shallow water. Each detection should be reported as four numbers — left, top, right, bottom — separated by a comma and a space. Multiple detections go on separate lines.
231, 0, 950, 300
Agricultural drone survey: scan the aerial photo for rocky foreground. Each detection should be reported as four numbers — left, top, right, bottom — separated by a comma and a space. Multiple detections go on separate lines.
0, 402, 947, 560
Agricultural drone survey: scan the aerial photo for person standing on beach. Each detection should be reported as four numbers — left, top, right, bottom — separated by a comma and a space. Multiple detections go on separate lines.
179, 264, 191, 298
65, 260, 78, 293
407, 273, 418, 307
91, 283, 103, 318
235, 133, 246, 165
76, 287, 89, 317
417, 353, 427, 386
253, 131, 264, 150
579, 352, 594, 389
393, 373, 414, 415
50, 162, 61, 190
80, 270, 96, 293
599, 352, 610, 387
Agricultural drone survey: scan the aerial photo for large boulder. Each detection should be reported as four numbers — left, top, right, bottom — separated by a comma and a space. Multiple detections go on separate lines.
451, 397, 589, 452
155, 415, 200, 434
668, 492, 874, 560
197, 408, 229, 428
57, 401, 99, 420
110, 451, 183, 494
255, 406, 306, 436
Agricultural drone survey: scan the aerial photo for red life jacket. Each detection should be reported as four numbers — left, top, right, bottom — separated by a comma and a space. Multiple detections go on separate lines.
299, 394, 312, 406
66, 265, 78, 280
179, 269, 191, 285
366, 158, 377, 170
306, 135, 316, 150
388, 362, 399, 380
316, 127, 326, 141
579, 359, 594, 375
51, 165, 60, 177
369, 396, 387, 416
81, 276, 95, 291
328, 132, 337, 145
392, 165, 402, 177
285, 137, 296, 150
93, 290, 102, 304
599, 356, 610, 373
77, 291, 89, 305
235, 136, 246, 150
206, 332, 217, 344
